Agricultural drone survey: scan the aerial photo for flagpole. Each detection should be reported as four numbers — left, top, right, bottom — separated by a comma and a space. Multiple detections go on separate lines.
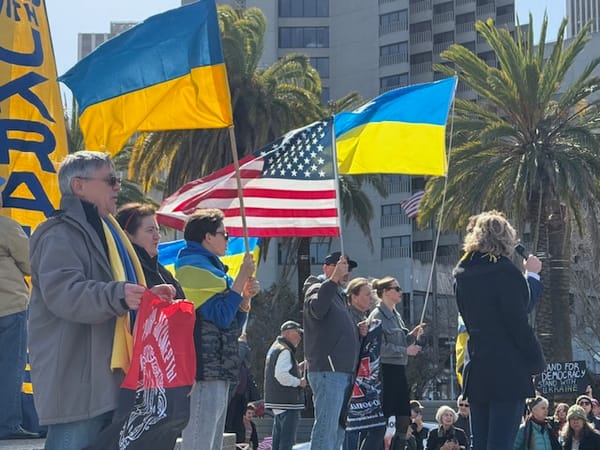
228, 126, 251, 254
330, 114, 345, 255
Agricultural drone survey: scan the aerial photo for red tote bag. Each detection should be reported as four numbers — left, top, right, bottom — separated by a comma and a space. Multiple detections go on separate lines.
88, 291, 196, 450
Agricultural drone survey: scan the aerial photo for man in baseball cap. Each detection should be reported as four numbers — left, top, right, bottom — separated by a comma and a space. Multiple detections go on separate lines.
280, 320, 303, 334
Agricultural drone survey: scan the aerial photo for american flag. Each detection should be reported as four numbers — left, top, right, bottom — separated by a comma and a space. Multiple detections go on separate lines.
157, 120, 339, 237
399, 190, 424, 219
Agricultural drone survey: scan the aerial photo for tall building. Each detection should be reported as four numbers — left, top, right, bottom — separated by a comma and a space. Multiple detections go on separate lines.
77, 21, 137, 60
566, 0, 600, 37
244, 0, 515, 342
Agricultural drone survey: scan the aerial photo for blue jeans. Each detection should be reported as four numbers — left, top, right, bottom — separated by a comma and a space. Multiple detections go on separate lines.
44, 411, 113, 450
470, 398, 524, 450
0, 311, 27, 437
182, 380, 230, 450
344, 426, 385, 450
308, 371, 352, 450
272, 409, 300, 450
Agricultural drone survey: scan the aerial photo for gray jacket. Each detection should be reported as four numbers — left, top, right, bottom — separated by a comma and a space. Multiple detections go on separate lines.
368, 302, 415, 366
303, 278, 360, 374
28, 194, 128, 425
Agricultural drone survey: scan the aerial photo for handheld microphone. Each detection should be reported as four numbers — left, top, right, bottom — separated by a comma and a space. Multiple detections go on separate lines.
515, 243, 528, 260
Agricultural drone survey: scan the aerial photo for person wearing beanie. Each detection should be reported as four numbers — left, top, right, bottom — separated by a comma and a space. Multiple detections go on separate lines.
577, 395, 600, 431
560, 405, 600, 450
513, 396, 560, 450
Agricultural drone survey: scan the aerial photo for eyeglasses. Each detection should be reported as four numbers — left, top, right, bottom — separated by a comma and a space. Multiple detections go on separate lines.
459, 403, 470, 407
386, 286, 401, 292
77, 175, 121, 186
213, 230, 229, 241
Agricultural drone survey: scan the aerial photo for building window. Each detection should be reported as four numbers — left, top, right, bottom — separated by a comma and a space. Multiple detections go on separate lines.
456, 12, 475, 24
433, 1, 453, 14
380, 42, 409, 66
321, 86, 330, 104
379, 9, 409, 35
279, 27, 329, 48
279, 0, 329, 17
381, 203, 411, 227
411, 176, 426, 191
382, 175, 411, 193
80, 34, 92, 57
380, 73, 409, 93
309, 241, 330, 264
309, 57, 330, 78
381, 235, 411, 259
413, 240, 433, 263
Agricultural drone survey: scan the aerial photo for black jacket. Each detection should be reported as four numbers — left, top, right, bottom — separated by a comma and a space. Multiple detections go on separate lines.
426, 426, 467, 450
562, 429, 600, 450
132, 243, 186, 299
453, 252, 545, 401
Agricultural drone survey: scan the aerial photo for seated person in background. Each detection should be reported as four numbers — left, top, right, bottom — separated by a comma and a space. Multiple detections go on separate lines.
426, 406, 467, 450
454, 395, 470, 449
242, 404, 258, 449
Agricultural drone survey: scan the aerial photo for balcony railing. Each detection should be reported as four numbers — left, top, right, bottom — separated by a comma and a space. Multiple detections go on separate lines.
456, 0, 474, 6
411, 61, 432, 74
379, 53, 409, 66
433, 11, 454, 25
382, 246, 411, 259
456, 22, 475, 34
496, 13, 514, 25
476, 3, 495, 18
383, 177, 411, 193
410, 30, 432, 44
381, 214, 411, 227
378, 0, 398, 4
410, 0, 432, 15
379, 20, 409, 36
433, 41, 453, 54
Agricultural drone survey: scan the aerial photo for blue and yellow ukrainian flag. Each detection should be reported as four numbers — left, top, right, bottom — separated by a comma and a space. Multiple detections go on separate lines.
455, 314, 469, 388
158, 237, 260, 279
59, 0, 233, 154
334, 77, 457, 177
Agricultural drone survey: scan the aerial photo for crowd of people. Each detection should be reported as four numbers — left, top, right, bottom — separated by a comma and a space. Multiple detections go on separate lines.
0, 150, 597, 450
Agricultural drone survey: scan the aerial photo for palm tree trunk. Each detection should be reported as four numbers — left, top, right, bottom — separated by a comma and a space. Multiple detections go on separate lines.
535, 200, 573, 362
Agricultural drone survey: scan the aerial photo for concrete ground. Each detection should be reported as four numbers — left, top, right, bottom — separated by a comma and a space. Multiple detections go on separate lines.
0, 434, 238, 450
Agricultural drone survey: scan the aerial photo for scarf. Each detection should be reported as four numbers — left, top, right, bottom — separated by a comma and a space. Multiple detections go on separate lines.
102, 215, 146, 372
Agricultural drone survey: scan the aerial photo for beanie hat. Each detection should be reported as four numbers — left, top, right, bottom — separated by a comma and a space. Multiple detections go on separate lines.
576, 394, 593, 405
567, 405, 588, 421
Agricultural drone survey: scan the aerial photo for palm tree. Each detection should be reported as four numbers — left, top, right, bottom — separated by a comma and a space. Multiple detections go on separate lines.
129, 5, 324, 194
421, 15, 600, 362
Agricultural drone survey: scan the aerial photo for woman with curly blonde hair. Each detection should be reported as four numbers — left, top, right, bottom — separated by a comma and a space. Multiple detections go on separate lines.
453, 211, 545, 450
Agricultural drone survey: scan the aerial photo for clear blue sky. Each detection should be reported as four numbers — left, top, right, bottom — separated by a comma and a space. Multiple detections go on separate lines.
47, 0, 566, 77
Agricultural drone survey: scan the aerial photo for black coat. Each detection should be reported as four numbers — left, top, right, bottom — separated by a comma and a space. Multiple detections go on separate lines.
133, 243, 186, 299
453, 252, 545, 401
426, 426, 468, 450
562, 429, 600, 450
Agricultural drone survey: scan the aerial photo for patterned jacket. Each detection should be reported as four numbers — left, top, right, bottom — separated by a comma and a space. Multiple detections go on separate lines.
176, 241, 247, 381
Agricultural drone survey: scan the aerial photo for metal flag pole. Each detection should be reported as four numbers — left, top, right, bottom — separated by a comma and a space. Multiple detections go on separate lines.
330, 114, 345, 255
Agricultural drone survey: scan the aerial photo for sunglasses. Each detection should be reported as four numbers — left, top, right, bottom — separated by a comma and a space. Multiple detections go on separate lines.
78, 175, 121, 186
386, 286, 401, 292
214, 230, 229, 241
459, 403, 470, 407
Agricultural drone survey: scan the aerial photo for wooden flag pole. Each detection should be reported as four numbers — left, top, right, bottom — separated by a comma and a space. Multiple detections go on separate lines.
228, 126, 251, 254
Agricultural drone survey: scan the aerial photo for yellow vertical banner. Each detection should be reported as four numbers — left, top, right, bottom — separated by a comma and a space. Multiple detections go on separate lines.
0, 0, 67, 233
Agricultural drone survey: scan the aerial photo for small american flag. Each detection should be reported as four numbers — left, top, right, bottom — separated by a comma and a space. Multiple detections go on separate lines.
157, 120, 339, 237
399, 190, 424, 219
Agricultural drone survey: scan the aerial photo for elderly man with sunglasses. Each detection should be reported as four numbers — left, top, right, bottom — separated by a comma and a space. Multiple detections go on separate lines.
28, 151, 175, 450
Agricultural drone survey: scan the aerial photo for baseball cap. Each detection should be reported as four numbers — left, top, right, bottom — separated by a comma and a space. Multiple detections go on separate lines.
280, 320, 303, 334
324, 251, 358, 269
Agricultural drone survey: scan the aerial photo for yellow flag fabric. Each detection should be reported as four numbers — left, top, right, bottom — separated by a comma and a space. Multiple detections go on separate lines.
0, 0, 68, 233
